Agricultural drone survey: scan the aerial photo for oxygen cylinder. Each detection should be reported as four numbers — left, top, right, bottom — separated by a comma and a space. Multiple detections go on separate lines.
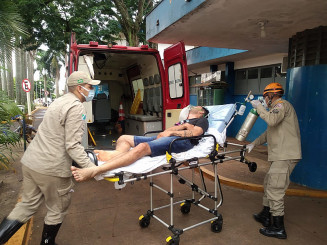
235, 108, 259, 141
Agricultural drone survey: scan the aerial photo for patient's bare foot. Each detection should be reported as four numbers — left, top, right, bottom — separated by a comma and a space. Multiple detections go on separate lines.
71, 166, 98, 182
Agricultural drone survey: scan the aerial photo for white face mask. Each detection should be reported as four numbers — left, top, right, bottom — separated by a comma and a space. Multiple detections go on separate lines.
259, 97, 268, 109
80, 86, 95, 102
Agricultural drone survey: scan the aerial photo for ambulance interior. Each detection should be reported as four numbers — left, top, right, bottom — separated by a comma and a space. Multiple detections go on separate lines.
77, 51, 163, 149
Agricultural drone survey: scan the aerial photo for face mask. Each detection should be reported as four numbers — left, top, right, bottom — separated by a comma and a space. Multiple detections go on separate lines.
80, 86, 95, 102
259, 97, 268, 109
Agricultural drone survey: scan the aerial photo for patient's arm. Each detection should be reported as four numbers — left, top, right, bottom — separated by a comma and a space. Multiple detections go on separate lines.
157, 124, 202, 139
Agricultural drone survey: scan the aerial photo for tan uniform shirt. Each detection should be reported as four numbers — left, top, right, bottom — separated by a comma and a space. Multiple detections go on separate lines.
253, 98, 302, 161
21, 92, 95, 177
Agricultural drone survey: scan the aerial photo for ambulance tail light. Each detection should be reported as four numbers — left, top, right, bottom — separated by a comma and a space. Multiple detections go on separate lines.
89, 41, 98, 47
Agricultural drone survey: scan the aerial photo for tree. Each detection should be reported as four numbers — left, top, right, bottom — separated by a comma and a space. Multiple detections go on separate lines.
107, 0, 159, 47
0, 0, 28, 65
7, 0, 159, 102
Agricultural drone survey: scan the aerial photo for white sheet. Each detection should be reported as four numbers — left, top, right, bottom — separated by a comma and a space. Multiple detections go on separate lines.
94, 127, 226, 184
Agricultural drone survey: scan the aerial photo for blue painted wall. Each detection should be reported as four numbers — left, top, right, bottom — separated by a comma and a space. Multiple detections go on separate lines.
228, 95, 267, 141
287, 65, 327, 190
186, 47, 247, 66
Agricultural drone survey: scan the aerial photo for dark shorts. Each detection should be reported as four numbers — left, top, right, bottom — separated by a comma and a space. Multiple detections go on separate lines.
134, 136, 194, 157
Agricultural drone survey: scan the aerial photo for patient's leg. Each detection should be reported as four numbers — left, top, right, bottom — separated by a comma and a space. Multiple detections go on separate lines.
71, 142, 151, 182
94, 135, 135, 161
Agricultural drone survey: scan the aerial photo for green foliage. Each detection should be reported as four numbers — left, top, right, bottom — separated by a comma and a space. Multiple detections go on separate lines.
0, 91, 22, 170
0, 0, 28, 64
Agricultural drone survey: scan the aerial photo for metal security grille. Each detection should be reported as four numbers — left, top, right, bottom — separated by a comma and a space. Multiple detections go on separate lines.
289, 26, 327, 68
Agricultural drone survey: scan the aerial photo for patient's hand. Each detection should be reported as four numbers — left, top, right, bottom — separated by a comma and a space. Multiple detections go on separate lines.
156, 131, 172, 139
94, 150, 112, 161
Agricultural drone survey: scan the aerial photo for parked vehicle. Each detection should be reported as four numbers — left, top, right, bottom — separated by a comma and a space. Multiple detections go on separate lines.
68, 33, 190, 137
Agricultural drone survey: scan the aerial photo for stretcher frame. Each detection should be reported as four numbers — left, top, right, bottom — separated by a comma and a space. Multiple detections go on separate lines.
103, 110, 257, 245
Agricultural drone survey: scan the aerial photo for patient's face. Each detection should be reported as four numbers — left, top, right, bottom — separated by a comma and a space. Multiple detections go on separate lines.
189, 106, 205, 118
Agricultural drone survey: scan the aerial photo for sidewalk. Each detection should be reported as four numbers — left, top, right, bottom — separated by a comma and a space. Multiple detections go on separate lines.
201, 138, 327, 198
1, 132, 327, 244
27, 166, 327, 245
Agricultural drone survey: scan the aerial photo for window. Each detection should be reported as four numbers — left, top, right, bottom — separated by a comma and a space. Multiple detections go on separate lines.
234, 64, 286, 95
261, 67, 273, 78
132, 78, 144, 100
248, 69, 258, 79
236, 70, 246, 80
168, 63, 183, 99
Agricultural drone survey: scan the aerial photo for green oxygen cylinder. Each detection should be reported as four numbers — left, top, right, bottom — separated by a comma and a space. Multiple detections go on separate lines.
235, 108, 259, 141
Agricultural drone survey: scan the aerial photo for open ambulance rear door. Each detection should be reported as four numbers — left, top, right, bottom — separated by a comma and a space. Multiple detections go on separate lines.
163, 41, 190, 128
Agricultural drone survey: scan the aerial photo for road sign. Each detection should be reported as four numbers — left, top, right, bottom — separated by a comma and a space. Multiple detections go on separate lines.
22, 79, 32, 116
22, 79, 31, 93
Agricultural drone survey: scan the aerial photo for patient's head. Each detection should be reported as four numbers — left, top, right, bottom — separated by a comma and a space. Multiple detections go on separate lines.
188, 106, 209, 119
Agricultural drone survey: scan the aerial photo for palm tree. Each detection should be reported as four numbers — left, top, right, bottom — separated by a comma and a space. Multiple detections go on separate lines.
0, 1, 28, 65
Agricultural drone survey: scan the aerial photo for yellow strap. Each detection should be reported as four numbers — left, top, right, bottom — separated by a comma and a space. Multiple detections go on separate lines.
104, 177, 119, 182
165, 151, 172, 163
88, 127, 96, 146
130, 89, 141, 114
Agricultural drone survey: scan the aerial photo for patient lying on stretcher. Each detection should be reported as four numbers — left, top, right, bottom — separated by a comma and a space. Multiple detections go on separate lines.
71, 106, 209, 182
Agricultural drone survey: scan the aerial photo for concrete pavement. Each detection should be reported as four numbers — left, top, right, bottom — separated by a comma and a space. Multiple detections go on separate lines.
4, 106, 327, 244
26, 166, 327, 245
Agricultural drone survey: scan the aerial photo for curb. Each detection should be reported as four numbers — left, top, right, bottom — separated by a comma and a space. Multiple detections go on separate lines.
6, 197, 33, 245
200, 167, 327, 198
6, 218, 33, 245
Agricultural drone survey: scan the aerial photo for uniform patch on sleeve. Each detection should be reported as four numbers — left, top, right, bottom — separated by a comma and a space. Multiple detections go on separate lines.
272, 109, 279, 114
82, 114, 86, 120
274, 103, 283, 108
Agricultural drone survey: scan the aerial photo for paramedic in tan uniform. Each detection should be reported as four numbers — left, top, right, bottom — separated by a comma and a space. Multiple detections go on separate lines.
0, 71, 100, 245
247, 82, 301, 239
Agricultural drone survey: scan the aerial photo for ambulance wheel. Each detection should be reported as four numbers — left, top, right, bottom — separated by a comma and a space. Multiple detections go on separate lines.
211, 214, 223, 233
180, 202, 191, 214
166, 235, 180, 245
139, 215, 150, 228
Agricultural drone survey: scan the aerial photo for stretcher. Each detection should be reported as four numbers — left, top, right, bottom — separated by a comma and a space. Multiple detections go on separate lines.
89, 104, 257, 245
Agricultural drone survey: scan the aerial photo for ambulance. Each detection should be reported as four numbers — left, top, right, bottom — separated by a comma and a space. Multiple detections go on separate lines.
68, 33, 190, 145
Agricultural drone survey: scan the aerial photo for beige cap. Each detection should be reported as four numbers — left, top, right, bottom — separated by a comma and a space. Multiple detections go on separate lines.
67, 71, 100, 87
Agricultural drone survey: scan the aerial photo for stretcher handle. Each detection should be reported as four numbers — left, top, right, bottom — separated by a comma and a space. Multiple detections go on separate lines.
85, 149, 98, 166
168, 134, 217, 156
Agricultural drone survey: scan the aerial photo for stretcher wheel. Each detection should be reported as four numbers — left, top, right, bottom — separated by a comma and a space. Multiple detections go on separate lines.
180, 202, 191, 214
248, 162, 257, 172
211, 214, 223, 233
139, 215, 150, 228
166, 235, 180, 245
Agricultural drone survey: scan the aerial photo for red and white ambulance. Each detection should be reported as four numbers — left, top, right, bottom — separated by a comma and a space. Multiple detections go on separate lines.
68, 33, 190, 138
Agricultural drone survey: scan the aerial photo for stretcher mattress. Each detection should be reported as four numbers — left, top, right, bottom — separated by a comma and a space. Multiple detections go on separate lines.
94, 104, 236, 187
95, 127, 225, 179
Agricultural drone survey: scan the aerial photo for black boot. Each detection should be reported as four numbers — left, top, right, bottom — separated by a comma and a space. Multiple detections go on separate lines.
259, 215, 287, 239
0, 218, 24, 244
253, 206, 271, 227
40, 223, 62, 245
